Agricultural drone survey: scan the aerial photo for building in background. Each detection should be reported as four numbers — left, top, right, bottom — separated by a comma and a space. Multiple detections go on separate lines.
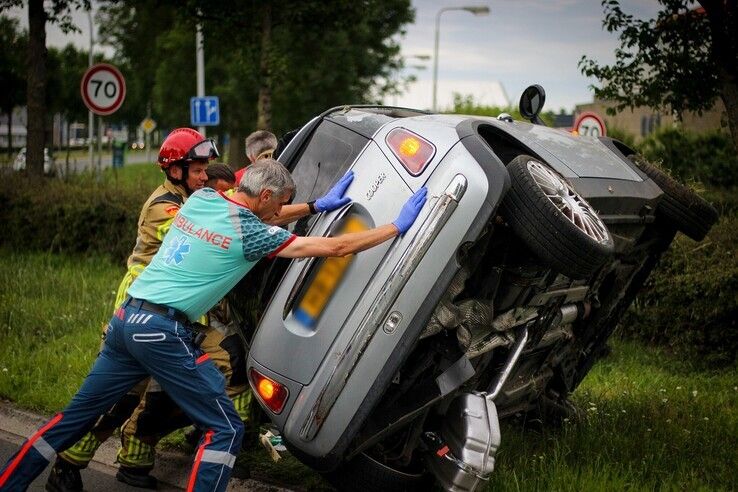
575, 98, 728, 141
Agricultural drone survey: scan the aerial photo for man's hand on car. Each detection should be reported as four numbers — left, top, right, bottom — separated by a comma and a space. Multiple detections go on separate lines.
393, 187, 428, 234
315, 171, 354, 212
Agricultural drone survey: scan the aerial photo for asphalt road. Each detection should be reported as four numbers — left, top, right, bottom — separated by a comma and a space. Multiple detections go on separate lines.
0, 401, 288, 492
54, 150, 151, 174
0, 430, 153, 491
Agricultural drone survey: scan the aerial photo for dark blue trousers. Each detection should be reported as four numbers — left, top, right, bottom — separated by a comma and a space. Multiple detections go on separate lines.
0, 301, 243, 492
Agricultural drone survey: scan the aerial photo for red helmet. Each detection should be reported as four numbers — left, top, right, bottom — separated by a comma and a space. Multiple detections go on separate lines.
157, 128, 220, 168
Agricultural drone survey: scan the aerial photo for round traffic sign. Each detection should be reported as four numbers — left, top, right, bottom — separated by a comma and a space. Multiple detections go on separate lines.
573, 111, 606, 137
80, 63, 126, 116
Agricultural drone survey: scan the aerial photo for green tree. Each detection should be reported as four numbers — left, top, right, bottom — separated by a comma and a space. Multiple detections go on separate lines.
0, 16, 26, 160
0, 0, 90, 177
96, 1, 175, 129
46, 44, 90, 169
96, 0, 413, 165
579, 0, 738, 152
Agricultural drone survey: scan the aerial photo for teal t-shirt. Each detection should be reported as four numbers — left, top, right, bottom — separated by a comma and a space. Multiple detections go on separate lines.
127, 188, 294, 321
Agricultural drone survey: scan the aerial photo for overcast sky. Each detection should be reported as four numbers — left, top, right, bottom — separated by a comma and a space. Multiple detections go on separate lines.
5, 0, 662, 113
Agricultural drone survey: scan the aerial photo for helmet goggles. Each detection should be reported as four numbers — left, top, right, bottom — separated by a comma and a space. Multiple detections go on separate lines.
186, 139, 220, 161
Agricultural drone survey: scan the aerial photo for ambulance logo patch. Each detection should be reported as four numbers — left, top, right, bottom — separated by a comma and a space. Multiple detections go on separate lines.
163, 236, 191, 265
165, 205, 180, 216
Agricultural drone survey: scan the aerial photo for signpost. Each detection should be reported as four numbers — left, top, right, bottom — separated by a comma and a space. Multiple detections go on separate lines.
190, 96, 220, 127
141, 118, 157, 134
81, 63, 126, 116
81, 63, 126, 174
140, 118, 157, 164
573, 111, 607, 137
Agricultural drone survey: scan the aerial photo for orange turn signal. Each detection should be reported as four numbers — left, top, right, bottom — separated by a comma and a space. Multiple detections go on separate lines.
249, 368, 289, 414
386, 128, 435, 176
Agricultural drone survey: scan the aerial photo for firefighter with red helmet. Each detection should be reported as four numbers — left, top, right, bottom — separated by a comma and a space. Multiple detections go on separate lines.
45, 128, 217, 491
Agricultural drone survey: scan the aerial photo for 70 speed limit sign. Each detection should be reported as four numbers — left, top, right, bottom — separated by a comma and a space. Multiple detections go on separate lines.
573, 111, 607, 137
81, 63, 126, 116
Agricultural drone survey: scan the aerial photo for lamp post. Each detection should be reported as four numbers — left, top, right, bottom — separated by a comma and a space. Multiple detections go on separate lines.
432, 5, 490, 112
196, 20, 205, 136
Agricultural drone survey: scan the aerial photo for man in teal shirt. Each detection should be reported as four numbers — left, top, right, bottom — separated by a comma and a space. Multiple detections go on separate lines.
0, 159, 427, 492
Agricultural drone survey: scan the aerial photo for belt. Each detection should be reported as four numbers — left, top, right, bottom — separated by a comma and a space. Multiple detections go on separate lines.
124, 297, 190, 325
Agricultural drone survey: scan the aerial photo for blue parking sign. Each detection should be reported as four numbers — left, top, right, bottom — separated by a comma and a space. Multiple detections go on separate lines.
190, 96, 220, 126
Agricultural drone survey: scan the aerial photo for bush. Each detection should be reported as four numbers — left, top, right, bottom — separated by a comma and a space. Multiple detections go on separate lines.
620, 203, 738, 367
0, 172, 151, 262
638, 128, 738, 187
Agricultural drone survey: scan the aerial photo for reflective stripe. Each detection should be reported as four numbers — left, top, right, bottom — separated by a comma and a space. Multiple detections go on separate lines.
200, 449, 235, 468
132, 333, 166, 342
142, 314, 153, 324
187, 430, 214, 492
0, 413, 63, 487
33, 437, 55, 462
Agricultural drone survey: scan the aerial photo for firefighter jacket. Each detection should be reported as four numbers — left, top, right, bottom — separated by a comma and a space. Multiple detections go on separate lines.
127, 179, 188, 270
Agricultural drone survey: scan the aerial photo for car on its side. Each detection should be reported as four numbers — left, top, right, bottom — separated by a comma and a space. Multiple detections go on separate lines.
235, 85, 718, 492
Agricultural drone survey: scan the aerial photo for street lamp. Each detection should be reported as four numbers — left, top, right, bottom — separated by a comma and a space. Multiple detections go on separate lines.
432, 5, 490, 112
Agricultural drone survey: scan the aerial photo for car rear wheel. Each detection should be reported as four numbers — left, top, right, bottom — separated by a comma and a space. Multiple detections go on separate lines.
501, 155, 613, 279
628, 155, 718, 241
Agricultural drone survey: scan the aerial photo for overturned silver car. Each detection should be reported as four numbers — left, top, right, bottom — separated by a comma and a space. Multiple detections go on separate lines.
239, 86, 718, 491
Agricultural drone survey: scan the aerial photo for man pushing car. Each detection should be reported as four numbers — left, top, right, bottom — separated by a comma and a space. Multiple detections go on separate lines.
0, 159, 427, 492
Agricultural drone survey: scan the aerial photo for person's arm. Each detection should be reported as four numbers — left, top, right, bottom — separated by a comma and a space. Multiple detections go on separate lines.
277, 224, 398, 258
267, 171, 355, 226
267, 203, 310, 226
276, 187, 428, 259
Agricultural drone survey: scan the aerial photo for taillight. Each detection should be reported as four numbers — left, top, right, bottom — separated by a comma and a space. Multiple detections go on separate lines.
249, 368, 289, 414
386, 128, 436, 176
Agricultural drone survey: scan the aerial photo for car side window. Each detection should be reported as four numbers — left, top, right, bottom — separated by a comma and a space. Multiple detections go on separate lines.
291, 120, 368, 203
290, 120, 369, 235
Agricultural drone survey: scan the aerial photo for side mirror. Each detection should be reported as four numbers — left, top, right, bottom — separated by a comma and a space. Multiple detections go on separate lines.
519, 84, 546, 125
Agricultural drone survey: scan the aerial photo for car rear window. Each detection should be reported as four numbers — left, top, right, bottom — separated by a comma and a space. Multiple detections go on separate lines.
289, 120, 369, 235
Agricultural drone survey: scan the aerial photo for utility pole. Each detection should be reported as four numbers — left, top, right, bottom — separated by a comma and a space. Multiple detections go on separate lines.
87, 9, 94, 171
196, 20, 205, 136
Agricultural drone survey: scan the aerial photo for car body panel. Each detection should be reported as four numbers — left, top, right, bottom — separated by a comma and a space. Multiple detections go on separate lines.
477, 119, 643, 181
371, 118, 467, 192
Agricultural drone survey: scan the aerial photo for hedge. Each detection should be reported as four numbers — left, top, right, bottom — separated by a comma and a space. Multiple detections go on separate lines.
0, 172, 149, 262
620, 191, 738, 367
638, 128, 738, 187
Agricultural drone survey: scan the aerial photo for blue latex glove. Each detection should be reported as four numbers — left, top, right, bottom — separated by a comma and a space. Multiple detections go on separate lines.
393, 187, 428, 234
315, 171, 354, 212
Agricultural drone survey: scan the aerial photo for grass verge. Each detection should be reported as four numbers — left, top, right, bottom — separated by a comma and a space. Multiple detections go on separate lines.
0, 249, 735, 490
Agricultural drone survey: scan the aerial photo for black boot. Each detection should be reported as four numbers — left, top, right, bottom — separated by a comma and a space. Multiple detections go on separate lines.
115, 466, 158, 489
45, 458, 83, 492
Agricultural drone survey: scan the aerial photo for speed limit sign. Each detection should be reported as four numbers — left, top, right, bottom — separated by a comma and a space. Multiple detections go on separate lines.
573, 111, 607, 137
80, 63, 126, 116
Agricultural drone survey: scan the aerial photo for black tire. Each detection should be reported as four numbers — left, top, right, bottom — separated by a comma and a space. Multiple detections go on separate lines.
323, 451, 431, 492
628, 155, 719, 241
501, 155, 614, 279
